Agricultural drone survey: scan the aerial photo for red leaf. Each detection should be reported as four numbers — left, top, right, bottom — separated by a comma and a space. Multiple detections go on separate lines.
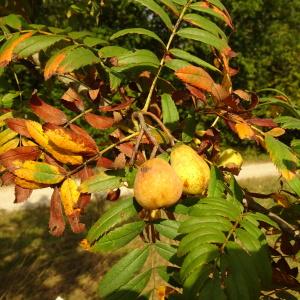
117, 142, 145, 165
77, 194, 91, 210
14, 185, 32, 203
30, 93, 68, 125
61, 88, 84, 112
113, 153, 126, 169
185, 84, 206, 103
49, 187, 66, 237
106, 189, 121, 202
69, 124, 98, 151
84, 112, 114, 129
99, 99, 133, 112
97, 156, 114, 169
67, 210, 85, 233
0, 146, 41, 171
248, 118, 277, 128
75, 166, 94, 182
1, 172, 15, 185
5, 118, 31, 138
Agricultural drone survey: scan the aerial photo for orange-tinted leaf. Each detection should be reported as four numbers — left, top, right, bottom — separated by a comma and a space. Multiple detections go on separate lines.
0, 138, 19, 155
0, 146, 41, 171
0, 32, 33, 67
97, 156, 114, 169
25, 120, 49, 147
235, 123, 255, 140
1, 172, 15, 185
176, 65, 229, 101
113, 153, 126, 169
77, 193, 91, 211
30, 94, 68, 125
61, 88, 84, 112
44, 52, 66, 80
69, 124, 98, 151
61, 178, 80, 215
49, 187, 66, 237
271, 193, 290, 208
84, 112, 114, 129
14, 160, 64, 184
266, 127, 286, 137
99, 99, 133, 112
15, 185, 32, 203
67, 210, 85, 233
186, 84, 206, 103
6, 118, 31, 137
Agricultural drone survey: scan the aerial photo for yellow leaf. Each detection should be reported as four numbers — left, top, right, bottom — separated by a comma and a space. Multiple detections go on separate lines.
0, 138, 19, 154
21, 137, 37, 147
15, 177, 47, 189
61, 178, 80, 215
0, 128, 18, 146
14, 160, 64, 184
44, 52, 66, 80
45, 128, 87, 153
25, 120, 82, 165
0, 112, 13, 126
25, 120, 49, 147
235, 123, 255, 140
266, 127, 285, 137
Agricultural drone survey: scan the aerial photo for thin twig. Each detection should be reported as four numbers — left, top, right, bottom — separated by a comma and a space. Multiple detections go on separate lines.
129, 128, 144, 166
64, 108, 93, 128
142, 0, 194, 112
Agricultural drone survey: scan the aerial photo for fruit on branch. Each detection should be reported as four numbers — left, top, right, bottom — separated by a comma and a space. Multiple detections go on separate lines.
134, 158, 183, 210
170, 144, 210, 195
217, 148, 243, 169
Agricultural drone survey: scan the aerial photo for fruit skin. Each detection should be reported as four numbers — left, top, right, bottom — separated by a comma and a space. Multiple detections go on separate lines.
134, 158, 183, 210
170, 144, 210, 195
217, 148, 243, 169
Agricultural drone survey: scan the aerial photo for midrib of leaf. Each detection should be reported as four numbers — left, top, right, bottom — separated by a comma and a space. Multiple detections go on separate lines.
142, 0, 193, 112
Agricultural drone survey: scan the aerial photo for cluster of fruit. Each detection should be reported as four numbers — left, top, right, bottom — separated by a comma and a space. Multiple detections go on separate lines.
133, 145, 243, 210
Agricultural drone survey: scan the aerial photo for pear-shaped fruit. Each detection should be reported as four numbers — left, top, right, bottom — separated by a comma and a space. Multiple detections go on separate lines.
170, 144, 210, 195
217, 148, 243, 169
134, 158, 183, 210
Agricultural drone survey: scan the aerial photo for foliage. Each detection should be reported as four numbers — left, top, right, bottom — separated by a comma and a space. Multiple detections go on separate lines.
0, 0, 300, 299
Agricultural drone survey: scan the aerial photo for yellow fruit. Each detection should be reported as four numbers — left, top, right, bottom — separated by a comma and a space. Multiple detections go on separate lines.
134, 158, 183, 210
217, 148, 243, 169
170, 144, 210, 195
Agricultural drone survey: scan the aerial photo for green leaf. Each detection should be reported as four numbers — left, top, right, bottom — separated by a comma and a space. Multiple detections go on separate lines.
156, 266, 181, 287
252, 212, 280, 229
98, 246, 150, 298
116, 49, 159, 66
14, 35, 64, 57
110, 28, 165, 46
169, 48, 220, 72
105, 269, 152, 300
291, 139, 300, 155
179, 215, 232, 234
86, 197, 138, 243
3, 14, 27, 30
228, 176, 244, 202
183, 13, 227, 39
68, 31, 91, 39
155, 242, 179, 263
99, 46, 130, 58
178, 228, 226, 256
161, 93, 179, 127
177, 28, 229, 52
172, 0, 187, 4
91, 221, 145, 253
159, 0, 179, 14
164, 58, 190, 71
207, 166, 225, 198
180, 244, 219, 280
56, 47, 100, 73
207, 0, 227, 11
0, 91, 20, 108
83, 36, 108, 47
154, 219, 180, 239
79, 171, 122, 193
274, 116, 300, 130
134, 0, 173, 30
265, 135, 300, 196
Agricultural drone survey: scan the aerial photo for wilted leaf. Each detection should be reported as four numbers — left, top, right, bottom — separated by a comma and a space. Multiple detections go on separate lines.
0, 32, 33, 67
61, 88, 84, 112
84, 112, 114, 129
14, 160, 64, 184
0, 146, 41, 171
49, 187, 66, 236
61, 178, 80, 215
234, 123, 255, 140
99, 99, 133, 112
5, 118, 31, 137
14, 177, 48, 189
30, 94, 68, 125
247, 118, 277, 128
14, 185, 32, 203
69, 124, 98, 151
